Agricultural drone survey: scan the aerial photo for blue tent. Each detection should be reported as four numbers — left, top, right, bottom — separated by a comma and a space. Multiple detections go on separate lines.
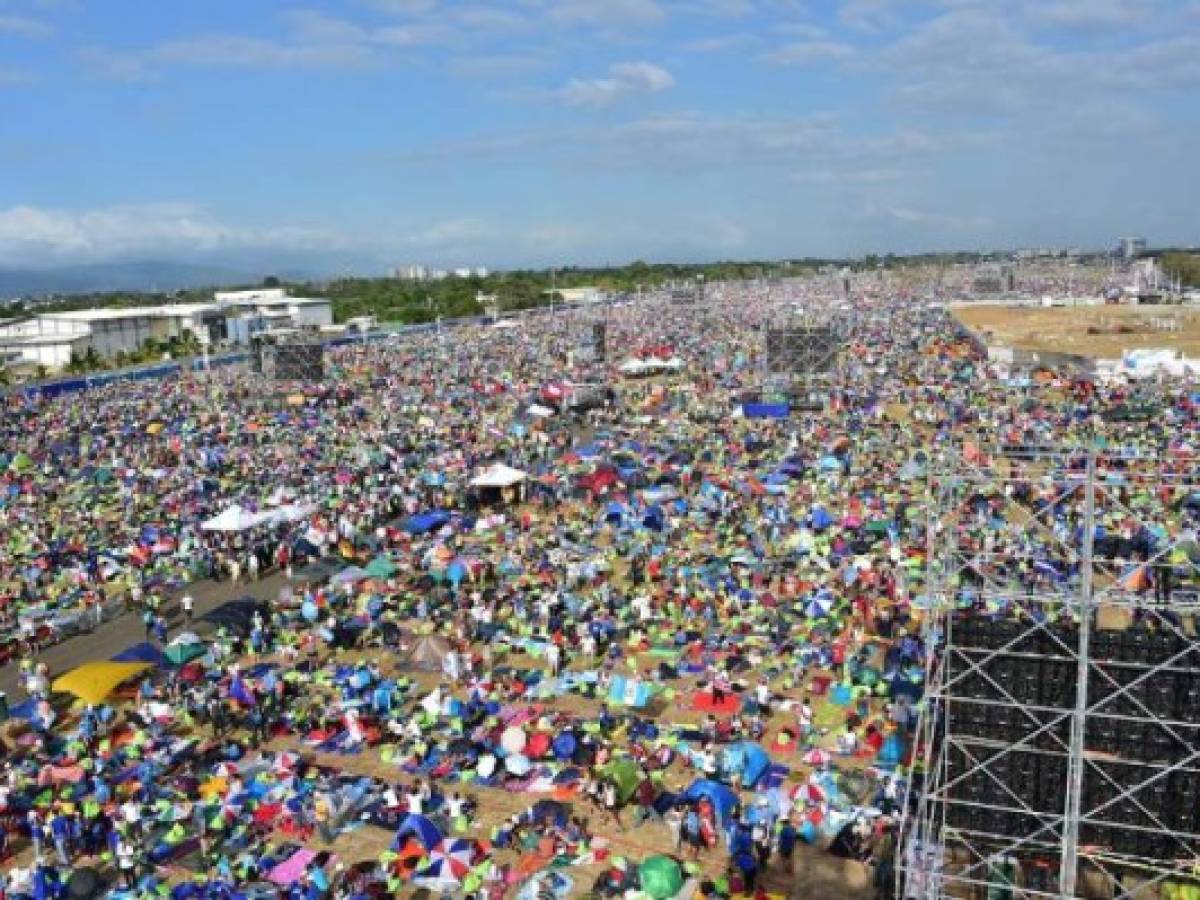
552, 732, 578, 761
743, 403, 789, 419
643, 505, 666, 532
393, 814, 443, 851
811, 506, 833, 530
604, 502, 625, 525
730, 742, 771, 788
112, 642, 167, 667
683, 779, 739, 829
403, 511, 450, 534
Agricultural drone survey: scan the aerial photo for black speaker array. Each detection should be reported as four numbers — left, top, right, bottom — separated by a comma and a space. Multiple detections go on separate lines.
943, 615, 1200, 862
262, 341, 324, 381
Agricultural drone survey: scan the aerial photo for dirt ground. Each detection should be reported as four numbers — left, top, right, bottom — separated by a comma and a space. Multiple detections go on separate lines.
952, 304, 1200, 359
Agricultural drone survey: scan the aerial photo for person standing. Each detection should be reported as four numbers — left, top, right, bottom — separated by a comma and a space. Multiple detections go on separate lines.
180, 594, 194, 624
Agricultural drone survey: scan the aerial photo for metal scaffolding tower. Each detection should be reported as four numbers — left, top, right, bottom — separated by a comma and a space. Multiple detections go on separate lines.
899, 445, 1200, 899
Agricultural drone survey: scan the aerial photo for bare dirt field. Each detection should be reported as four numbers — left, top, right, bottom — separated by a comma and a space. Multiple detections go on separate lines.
952, 303, 1200, 359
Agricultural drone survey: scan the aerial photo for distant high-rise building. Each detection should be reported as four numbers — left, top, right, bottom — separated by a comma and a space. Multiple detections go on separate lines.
393, 265, 429, 281
1119, 237, 1148, 260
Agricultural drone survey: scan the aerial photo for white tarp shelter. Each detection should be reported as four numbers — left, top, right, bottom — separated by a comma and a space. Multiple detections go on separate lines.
471, 463, 528, 488
201, 505, 264, 532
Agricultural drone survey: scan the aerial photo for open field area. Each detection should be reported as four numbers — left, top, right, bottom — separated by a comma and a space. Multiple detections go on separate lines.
952, 303, 1200, 359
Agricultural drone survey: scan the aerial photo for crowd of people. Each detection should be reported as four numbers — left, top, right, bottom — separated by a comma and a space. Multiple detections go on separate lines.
0, 271, 1196, 899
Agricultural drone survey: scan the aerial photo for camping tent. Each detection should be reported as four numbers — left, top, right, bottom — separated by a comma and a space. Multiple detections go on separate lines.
682, 779, 739, 829
393, 814, 443, 851
602, 758, 643, 805
723, 741, 771, 788
402, 635, 451, 672
52, 661, 151, 705
639, 856, 683, 900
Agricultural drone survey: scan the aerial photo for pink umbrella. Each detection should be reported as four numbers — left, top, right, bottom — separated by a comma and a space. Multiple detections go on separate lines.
803, 748, 832, 766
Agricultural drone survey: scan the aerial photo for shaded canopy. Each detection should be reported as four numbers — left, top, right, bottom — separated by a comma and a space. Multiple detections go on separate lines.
111, 642, 166, 667
200, 597, 268, 635
52, 661, 151, 705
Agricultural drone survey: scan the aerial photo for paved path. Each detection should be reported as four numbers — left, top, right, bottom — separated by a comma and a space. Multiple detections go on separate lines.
0, 572, 290, 702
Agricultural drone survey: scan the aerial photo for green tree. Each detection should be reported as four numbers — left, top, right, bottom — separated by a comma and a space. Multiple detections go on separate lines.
1162, 252, 1200, 288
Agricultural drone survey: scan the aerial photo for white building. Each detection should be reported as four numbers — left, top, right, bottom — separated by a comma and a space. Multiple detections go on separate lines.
474, 267, 489, 279
453, 267, 473, 279
0, 304, 227, 371
214, 289, 333, 338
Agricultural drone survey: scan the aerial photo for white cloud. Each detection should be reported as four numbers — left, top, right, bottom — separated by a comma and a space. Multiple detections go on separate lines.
0, 15, 52, 36
553, 61, 675, 106
361, 0, 440, 13
371, 23, 449, 46
760, 39, 854, 65
83, 9, 452, 78
148, 34, 374, 69
838, 0, 906, 32
450, 53, 548, 75
794, 167, 908, 184
684, 33, 758, 52
682, 0, 756, 15
452, 6, 530, 31
547, 0, 667, 27
1022, 0, 1155, 31
878, 7, 1200, 121
0, 203, 339, 265
775, 22, 830, 39
866, 203, 992, 230
390, 111, 952, 177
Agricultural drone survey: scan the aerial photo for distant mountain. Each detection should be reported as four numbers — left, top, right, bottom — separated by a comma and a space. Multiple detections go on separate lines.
0, 260, 277, 297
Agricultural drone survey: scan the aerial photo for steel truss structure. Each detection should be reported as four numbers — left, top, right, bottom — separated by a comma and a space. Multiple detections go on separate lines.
758, 313, 844, 405
573, 319, 608, 363
900, 445, 1200, 899
260, 335, 325, 381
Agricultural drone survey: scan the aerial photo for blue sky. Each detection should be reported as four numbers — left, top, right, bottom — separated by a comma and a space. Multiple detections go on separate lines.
1, 0, 1198, 271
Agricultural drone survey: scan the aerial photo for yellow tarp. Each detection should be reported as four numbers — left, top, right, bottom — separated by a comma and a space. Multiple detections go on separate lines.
52, 661, 151, 705
145, 422, 164, 435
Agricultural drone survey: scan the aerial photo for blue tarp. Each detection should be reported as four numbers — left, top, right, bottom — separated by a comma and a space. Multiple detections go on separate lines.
743, 403, 789, 419
403, 510, 450, 534
111, 642, 167, 667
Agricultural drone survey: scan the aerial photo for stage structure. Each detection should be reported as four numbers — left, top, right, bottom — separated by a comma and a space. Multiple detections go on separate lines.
573, 320, 608, 363
899, 445, 1200, 899
258, 332, 325, 381
761, 310, 843, 395
669, 275, 706, 306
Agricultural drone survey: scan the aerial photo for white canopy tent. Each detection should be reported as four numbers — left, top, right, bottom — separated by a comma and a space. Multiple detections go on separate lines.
201, 505, 265, 532
470, 463, 528, 489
